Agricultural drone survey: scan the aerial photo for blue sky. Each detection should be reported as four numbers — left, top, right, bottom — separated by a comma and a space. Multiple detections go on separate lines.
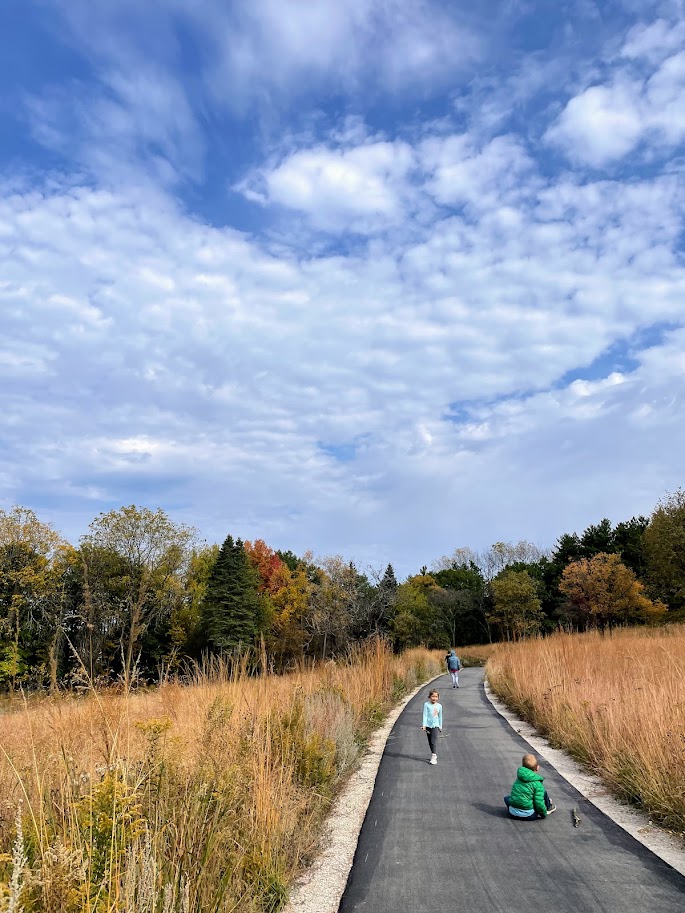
1, 0, 684, 577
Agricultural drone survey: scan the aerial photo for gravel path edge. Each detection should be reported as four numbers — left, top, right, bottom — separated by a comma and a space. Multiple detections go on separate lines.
283, 672, 443, 913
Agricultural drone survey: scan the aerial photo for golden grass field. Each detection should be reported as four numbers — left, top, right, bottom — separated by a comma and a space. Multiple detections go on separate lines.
2, 626, 682, 912
0, 642, 441, 913
486, 625, 685, 837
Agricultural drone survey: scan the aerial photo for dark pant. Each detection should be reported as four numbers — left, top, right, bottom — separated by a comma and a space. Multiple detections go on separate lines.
504, 792, 552, 818
425, 726, 439, 754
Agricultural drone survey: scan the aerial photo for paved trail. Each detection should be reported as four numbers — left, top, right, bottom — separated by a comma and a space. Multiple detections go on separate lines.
338, 669, 684, 913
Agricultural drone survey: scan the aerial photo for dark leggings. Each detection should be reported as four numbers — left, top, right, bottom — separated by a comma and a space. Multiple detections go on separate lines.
425, 726, 439, 754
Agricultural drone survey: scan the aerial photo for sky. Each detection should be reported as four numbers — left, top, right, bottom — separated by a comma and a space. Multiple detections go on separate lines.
1, 0, 684, 579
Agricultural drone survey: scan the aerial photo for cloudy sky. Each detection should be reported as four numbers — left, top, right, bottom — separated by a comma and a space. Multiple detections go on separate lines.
1, 0, 684, 577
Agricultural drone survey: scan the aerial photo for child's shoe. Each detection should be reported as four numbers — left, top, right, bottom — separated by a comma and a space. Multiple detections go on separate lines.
430, 754, 437, 765
546, 804, 557, 815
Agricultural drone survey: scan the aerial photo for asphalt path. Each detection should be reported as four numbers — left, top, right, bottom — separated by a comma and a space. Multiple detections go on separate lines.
338, 669, 685, 913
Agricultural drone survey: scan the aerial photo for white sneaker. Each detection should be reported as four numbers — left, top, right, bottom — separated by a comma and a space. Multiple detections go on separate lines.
430, 754, 437, 765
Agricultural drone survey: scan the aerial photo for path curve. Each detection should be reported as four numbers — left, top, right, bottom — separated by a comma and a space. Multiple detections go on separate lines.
338, 669, 685, 913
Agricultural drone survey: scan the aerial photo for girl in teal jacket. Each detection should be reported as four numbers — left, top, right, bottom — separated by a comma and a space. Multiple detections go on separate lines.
422, 689, 442, 765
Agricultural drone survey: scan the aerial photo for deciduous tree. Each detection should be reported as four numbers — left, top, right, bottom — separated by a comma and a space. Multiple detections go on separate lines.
269, 564, 311, 666
559, 552, 664, 629
489, 570, 543, 640
305, 556, 368, 658
391, 574, 438, 649
0, 507, 65, 688
644, 489, 685, 617
168, 543, 220, 659
81, 506, 195, 684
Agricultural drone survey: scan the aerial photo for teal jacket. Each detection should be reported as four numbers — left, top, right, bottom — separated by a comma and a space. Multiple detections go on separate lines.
509, 766, 548, 817
422, 701, 443, 729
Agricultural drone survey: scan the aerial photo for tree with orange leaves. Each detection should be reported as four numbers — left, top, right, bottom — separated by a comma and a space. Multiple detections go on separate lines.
244, 539, 289, 594
244, 540, 312, 666
559, 552, 665, 630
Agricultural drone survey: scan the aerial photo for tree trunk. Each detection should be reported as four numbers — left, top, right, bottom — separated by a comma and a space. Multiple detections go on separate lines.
48, 628, 61, 694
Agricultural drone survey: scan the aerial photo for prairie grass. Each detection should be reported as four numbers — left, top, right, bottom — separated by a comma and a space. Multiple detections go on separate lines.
457, 644, 499, 666
0, 641, 440, 913
487, 625, 685, 837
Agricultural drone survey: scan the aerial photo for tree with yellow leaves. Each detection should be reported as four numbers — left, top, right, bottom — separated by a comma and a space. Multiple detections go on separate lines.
559, 552, 665, 630
0, 507, 65, 688
489, 570, 544, 640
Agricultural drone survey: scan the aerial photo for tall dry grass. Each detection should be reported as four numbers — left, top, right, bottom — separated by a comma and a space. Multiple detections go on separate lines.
457, 644, 499, 666
0, 641, 440, 913
487, 625, 685, 837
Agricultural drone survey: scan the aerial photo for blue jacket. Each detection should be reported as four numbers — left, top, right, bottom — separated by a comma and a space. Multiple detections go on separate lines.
423, 701, 443, 728
447, 651, 461, 671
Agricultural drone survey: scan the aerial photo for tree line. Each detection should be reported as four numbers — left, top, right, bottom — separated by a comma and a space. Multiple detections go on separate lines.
0, 489, 683, 689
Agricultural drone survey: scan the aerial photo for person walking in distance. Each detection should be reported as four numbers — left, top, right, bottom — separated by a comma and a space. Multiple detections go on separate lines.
447, 649, 461, 688
422, 689, 442, 765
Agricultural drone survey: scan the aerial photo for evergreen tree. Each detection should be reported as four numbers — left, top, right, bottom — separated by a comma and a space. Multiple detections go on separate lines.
276, 549, 301, 574
379, 563, 398, 599
580, 519, 615, 557
200, 535, 261, 652
432, 563, 491, 645
542, 532, 586, 622
552, 532, 584, 567
613, 516, 649, 579
370, 563, 398, 638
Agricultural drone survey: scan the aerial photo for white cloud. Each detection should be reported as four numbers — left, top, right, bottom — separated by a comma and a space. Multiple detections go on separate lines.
2, 131, 685, 572
6, 4, 685, 574
646, 50, 685, 143
546, 13, 685, 167
239, 131, 537, 231
43, 0, 481, 128
26, 65, 204, 187
420, 134, 535, 209
621, 18, 685, 64
546, 81, 643, 166
238, 139, 417, 231
193, 0, 480, 107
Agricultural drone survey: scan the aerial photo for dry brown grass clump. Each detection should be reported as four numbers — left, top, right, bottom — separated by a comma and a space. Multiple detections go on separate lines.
487, 625, 685, 837
457, 643, 500, 666
0, 641, 440, 913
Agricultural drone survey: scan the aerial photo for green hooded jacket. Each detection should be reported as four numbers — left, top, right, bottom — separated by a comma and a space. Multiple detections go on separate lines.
509, 766, 548, 817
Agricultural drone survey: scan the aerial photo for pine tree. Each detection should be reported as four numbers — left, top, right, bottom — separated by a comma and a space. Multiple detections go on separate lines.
380, 563, 398, 592
200, 535, 261, 652
374, 563, 398, 635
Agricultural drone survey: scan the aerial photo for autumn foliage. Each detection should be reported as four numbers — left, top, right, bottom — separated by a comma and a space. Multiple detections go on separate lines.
487, 626, 685, 837
559, 552, 665, 628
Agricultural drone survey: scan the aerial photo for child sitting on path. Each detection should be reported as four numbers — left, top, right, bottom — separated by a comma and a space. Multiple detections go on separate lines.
504, 753, 557, 818
422, 689, 442, 765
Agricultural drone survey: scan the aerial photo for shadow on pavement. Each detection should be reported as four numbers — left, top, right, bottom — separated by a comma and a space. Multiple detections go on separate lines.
383, 750, 432, 764
471, 801, 512, 819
